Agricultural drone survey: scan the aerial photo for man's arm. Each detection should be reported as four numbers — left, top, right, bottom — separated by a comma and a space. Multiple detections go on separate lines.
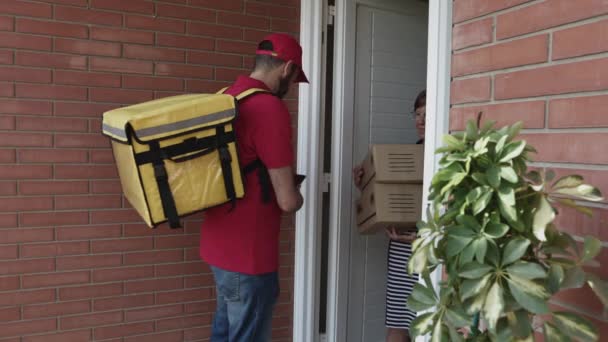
268, 166, 303, 213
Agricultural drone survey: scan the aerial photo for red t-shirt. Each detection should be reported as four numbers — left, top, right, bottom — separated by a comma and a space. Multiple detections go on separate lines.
200, 76, 294, 275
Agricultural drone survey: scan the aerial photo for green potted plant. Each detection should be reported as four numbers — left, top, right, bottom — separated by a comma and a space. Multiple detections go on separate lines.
408, 116, 607, 341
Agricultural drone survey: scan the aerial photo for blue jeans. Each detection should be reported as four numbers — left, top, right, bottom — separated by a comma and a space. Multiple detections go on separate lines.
210, 266, 279, 342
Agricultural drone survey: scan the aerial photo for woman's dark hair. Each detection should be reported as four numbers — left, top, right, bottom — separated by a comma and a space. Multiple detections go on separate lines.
414, 90, 426, 110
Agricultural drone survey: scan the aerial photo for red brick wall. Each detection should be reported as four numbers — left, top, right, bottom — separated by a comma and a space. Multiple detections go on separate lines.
0, 0, 299, 341
451, 0, 608, 338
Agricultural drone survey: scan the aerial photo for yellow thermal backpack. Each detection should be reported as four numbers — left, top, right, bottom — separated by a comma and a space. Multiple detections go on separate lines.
102, 88, 269, 229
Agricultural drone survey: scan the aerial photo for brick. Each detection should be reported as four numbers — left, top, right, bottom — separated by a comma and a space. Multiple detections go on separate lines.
0, 228, 54, 244
90, 209, 142, 223
217, 39, 257, 54
0, 115, 15, 129
0, 288, 55, 306
0, 149, 15, 163
184, 300, 215, 313
554, 204, 608, 239
0, 245, 18, 259
495, 58, 608, 99
91, 180, 122, 194
91, 27, 154, 44
155, 63, 213, 79
20, 211, 89, 227
16, 83, 86, 100
89, 119, 103, 133
54, 133, 109, 149
90, 88, 155, 104
0, 31, 52, 51
91, 0, 154, 14
0, 197, 52, 212
0, 16, 13, 30
0, 66, 52, 83
123, 75, 184, 91
125, 331, 184, 342
243, 28, 269, 43
124, 45, 185, 63
21, 241, 89, 258
93, 266, 154, 282
246, 2, 298, 18
0, 0, 52, 19
23, 271, 90, 289
0, 165, 51, 179
126, 15, 185, 33
156, 313, 212, 332
553, 19, 608, 60
23, 300, 91, 319
453, 0, 530, 23
271, 18, 299, 33
16, 18, 88, 38
450, 76, 491, 104
453, 35, 547, 76
219, 12, 270, 30
154, 91, 185, 99
125, 304, 183, 322
91, 56, 153, 75
18, 149, 88, 163
125, 250, 183, 266
188, 22, 242, 40
0, 181, 16, 196
184, 274, 214, 288
549, 94, 608, 128
186, 79, 231, 93
184, 247, 200, 261
188, 51, 243, 67
497, 0, 608, 40
523, 133, 608, 164
0, 306, 20, 322
0, 276, 19, 291
59, 283, 123, 301
55, 102, 116, 118
57, 254, 121, 272
55, 70, 120, 87
125, 277, 183, 294
93, 294, 154, 311
0, 99, 52, 115
190, 0, 243, 11
22, 330, 91, 342
38, 0, 88, 5
0, 80, 14, 97
0, 49, 13, 64
61, 311, 123, 330
157, 33, 214, 50
0, 318, 56, 338
92, 237, 153, 254
0, 132, 52, 147
19, 180, 86, 195
55, 5, 122, 26
216, 67, 247, 81
0, 258, 54, 276
17, 117, 88, 132
450, 101, 545, 131
94, 322, 155, 340
156, 4, 215, 22
155, 235, 200, 249
55, 38, 121, 57
56, 224, 122, 241
156, 288, 213, 305
184, 326, 211, 341
90, 150, 114, 163
56, 194, 120, 210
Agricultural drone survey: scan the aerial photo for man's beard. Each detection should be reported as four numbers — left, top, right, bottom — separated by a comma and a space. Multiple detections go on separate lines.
274, 69, 296, 99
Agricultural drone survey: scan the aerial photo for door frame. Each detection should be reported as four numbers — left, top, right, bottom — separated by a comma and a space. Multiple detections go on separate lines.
294, 1, 453, 341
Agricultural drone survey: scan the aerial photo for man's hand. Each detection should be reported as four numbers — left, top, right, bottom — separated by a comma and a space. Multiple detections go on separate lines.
268, 166, 303, 213
385, 227, 417, 243
353, 164, 364, 190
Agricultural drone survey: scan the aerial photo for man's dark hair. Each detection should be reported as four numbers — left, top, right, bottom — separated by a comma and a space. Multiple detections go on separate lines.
414, 90, 426, 110
253, 40, 285, 71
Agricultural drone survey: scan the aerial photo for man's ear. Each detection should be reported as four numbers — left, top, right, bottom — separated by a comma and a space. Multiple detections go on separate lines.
282, 60, 295, 78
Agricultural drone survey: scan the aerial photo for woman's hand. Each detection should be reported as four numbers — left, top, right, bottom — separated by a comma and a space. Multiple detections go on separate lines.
353, 164, 364, 190
385, 227, 417, 243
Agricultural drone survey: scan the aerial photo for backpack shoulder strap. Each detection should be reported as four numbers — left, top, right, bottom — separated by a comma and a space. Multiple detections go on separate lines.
216, 87, 229, 94
234, 88, 270, 102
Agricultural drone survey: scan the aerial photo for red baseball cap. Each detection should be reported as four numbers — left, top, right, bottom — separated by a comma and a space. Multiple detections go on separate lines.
256, 33, 309, 83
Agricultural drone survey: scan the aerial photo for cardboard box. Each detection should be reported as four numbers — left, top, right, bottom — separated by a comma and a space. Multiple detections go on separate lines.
356, 180, 422, 235
360, 144, 424, 188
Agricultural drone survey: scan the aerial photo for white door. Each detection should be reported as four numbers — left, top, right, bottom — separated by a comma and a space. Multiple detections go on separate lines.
348, 2, 428, 342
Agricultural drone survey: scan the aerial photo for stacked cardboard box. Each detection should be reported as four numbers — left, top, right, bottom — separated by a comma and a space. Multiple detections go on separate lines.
356, 144, 424, 235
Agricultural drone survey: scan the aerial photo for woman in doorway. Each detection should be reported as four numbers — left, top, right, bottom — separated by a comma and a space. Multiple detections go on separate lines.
353, 90, 426, 342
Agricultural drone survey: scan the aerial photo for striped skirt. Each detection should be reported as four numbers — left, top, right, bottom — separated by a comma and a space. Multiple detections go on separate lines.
385, 239, 418, 329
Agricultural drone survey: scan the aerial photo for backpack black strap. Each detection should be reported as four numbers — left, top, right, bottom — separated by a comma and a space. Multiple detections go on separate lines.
215, 125, 238, 211
243, 159, 272, 203
149, 141, 181, 229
